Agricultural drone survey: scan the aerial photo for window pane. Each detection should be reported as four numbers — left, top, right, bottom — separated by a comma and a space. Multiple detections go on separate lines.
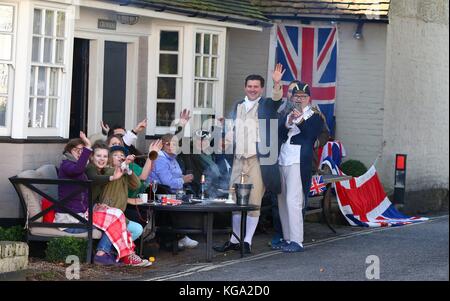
47, 98, 57, 127
32, 37, 41, 62
45, 10, 54, 36
195, 56, 201, 77
206, 82, 213, 108
160, 31, 178, 51
0, 96, 6, 126
195, 33, 201, 54
198, 82, 205, 108
33, 9, 42, 35
43, 38, 53, 63
0, 5, 14, 32
157, 77, 176, 99
37, 67, 47, 96
30, 66, 36, 95
55, 39, 64, 64
211, 57, 217, 78
203, 34, 210, 55
212, 34, 218, 55
0, 34, 12, 60
35, 98, 45, 128
159, 54, 178, 74
202, 57, 209, 78
156, 102, 175, 127
200, 114, 214, 130
49, 68, 58, 96
56, 12, 65, 37
0, 64, 8, 94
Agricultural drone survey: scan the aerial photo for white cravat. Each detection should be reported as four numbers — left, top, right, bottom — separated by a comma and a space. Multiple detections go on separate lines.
244, 96, 260, 112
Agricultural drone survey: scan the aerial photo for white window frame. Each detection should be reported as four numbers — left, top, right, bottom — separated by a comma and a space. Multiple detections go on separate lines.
147, 23, 226, 136
26, 4, 70, 136
148, 24, 184, 136
0, 1, 17, 136
191, 27, 226, 132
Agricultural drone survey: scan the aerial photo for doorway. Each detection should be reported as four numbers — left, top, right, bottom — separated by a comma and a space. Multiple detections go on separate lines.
69, 38, 90, 138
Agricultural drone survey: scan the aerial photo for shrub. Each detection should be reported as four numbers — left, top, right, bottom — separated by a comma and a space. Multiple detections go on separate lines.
340, 159, 368, 177
45, 237, 88, 263
0, 225, 25, 241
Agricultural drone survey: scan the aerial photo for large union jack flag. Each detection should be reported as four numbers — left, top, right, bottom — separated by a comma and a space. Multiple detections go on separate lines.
320, 158, 429, 228
276, 24, 338, 135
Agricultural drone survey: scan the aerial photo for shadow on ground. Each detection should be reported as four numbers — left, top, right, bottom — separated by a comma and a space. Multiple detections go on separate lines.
25, 220, 367, 281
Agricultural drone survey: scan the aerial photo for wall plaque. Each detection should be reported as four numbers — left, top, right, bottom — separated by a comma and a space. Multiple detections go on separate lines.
98, 19, 116, 30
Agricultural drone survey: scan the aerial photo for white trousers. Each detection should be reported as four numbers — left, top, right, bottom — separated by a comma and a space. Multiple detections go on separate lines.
277, 164, 304, 245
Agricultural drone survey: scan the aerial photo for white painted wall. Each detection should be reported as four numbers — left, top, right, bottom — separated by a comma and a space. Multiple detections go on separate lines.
380, 0, 449, 192
334, 22, 387, 172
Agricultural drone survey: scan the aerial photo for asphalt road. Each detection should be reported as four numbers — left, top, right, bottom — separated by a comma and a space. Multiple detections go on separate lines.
144, 215, 449, 281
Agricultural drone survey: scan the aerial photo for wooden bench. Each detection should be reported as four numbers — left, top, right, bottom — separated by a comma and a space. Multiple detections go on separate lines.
8, 164, 102, 263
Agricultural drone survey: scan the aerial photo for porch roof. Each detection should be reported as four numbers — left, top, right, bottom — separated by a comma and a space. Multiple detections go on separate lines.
112, 0, 272, 27
250, 0, 391, 22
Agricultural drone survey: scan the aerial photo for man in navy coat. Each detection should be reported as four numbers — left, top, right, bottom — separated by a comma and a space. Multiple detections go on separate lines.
213, 64, 285, 253
275, 80, 325, 252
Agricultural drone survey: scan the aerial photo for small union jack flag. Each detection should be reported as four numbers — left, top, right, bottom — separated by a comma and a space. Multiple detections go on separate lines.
309, 175, 326, 196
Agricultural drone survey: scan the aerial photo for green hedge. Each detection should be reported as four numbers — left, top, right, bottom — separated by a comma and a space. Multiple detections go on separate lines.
340, 159, 368, 177
45, 237, 88, 263
0, 226, 25, 241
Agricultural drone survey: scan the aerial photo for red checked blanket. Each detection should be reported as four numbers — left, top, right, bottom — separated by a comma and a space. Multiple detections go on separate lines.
93, 204, 135, 260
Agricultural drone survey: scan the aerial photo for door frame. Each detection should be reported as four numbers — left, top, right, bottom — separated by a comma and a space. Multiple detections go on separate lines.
74, 30, 139, 136
70, 38, 90, 138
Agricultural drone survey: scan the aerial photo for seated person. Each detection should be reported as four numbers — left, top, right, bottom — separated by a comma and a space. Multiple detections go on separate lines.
177, 130, 230, 198
149, 133, 199, 249
57, 132, 151, 267
149, 134, 194, 194
85, 143, 156, 266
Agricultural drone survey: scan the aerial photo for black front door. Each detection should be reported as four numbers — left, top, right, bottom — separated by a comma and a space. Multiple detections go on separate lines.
103, 41, 127, 128
70, 38, 89, 138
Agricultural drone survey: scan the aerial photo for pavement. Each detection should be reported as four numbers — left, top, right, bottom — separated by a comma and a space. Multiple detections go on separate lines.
135, 214, 448, 281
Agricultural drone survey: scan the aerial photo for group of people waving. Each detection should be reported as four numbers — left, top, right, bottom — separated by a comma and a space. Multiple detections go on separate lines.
57, 120, 162, 267
57, 63, 328, 266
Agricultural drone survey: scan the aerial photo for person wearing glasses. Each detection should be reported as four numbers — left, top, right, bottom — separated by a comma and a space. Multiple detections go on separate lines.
57, 133, 151, 266
275, 80, 325, 253
56, 132, 93, 225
